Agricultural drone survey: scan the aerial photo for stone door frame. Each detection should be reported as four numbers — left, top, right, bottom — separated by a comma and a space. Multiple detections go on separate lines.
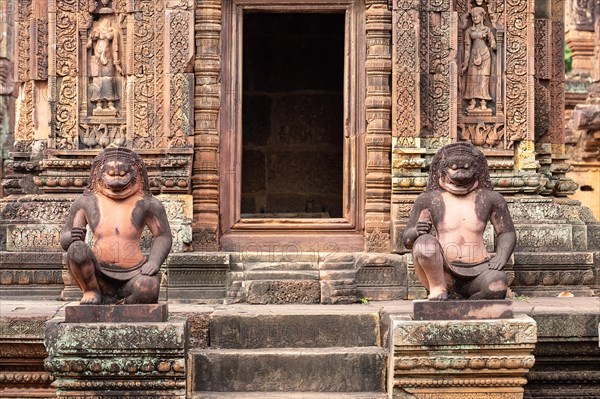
219, 0, 367, 251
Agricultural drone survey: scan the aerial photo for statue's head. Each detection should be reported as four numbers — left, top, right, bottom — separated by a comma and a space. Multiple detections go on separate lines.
426, 141, 492, 195
470, 7, 486, 23
86, 147, 150, 199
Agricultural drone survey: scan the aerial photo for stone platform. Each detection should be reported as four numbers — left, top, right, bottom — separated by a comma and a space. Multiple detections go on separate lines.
64, 302, 169, 323
413, 299, 513, 320
1, 298, 599, 399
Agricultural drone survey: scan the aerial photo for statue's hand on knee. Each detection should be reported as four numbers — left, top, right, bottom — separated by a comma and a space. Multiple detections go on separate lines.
489, 254, 507, 271
141, 262, 161, 276
69, 227, 86, 244
416, 220, 432, 236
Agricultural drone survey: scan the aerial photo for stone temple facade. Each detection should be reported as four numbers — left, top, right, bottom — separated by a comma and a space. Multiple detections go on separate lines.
1, 2, 600, 399
0, 0, 598, 305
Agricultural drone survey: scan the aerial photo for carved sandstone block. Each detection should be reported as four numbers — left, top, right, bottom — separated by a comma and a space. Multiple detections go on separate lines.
45, 318, 187, 398
389, 314, 537, 399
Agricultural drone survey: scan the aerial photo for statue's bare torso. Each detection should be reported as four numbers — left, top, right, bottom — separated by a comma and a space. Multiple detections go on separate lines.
72, 193, 147, 268
431, 191, 488, 264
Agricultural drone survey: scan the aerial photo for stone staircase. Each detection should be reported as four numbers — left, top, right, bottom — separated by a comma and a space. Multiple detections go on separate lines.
189, 305, 387, 398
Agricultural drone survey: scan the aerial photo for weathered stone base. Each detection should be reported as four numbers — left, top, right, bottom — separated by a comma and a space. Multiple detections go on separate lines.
413, 299, 513, 320
388, 314, 537, 399
391, 389, 524, 399
354, 253, 407, 301
0, 301, 63, 399
246, 280, 321, 304
64, 303, 169, 323
523, 304, 600, 399
44, 318, 187, 398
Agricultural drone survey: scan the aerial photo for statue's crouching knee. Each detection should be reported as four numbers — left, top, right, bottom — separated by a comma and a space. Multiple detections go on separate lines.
126, 275, 160, 304
413, 234, 442, 263
67, 241, 94, 266
479, 270, 508, 299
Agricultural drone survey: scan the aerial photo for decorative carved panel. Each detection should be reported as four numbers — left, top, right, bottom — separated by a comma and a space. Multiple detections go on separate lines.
392, 0, 420, 139
7, 0, 196, 195
391, 0, 536, 171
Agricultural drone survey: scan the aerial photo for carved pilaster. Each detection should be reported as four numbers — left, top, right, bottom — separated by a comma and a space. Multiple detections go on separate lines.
505, 0, 533, 148
31, 17, 48, 80
15, 80, 34, 148
535, 0, 577, 197
16, 0, 32, 84
534, 18, 551, 143
390, 0, 422, 253
14, 0, 35, 151
365, 0, 393, 252
549, 1, 565, 147
0, 0, 15, 199
192, 0, 221, 250
131, 0, 156, 149
392, 0, 419, 139
155, 0, 166, 149
54, 0, 78, 150
429, 8, 456, 142
166, 3, 194, 149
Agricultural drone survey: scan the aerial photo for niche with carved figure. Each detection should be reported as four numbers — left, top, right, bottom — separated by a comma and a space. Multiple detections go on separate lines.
79, 0, 127, 150
456, 0, 506, 149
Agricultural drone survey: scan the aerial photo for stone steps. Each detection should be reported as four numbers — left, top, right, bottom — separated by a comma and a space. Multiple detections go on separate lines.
190, 307, 387, 396
191, 347, 386, 392
209, 307, 380, 348
191, 392, 388, 398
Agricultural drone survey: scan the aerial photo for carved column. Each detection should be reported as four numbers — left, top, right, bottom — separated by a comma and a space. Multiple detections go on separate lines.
535, 0, 577, 198
15, 0, 34, 152
192, 0, 221, 251
0, 0, 15, 198
53, 0, 77, 150
364, 0, 393, 253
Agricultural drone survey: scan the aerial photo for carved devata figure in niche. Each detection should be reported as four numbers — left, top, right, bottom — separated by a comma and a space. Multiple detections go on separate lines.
61, 147, 172, 304
402, 142, 516, 300
461, 6, 496, 116
87, 1, 123, 117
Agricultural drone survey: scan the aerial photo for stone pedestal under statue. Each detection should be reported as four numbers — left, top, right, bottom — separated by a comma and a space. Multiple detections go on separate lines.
388, 306, 537, 399
44, 314, 187, 399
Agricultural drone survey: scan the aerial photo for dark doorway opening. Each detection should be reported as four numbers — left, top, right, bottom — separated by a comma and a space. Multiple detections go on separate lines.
241, 13, 345, 218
